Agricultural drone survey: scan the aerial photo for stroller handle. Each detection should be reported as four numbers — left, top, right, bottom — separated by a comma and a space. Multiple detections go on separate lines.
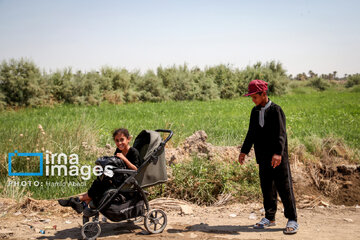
155, 129, 173, 144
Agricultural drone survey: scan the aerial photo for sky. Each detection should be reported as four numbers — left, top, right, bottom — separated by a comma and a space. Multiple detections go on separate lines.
0, 0, 359, 76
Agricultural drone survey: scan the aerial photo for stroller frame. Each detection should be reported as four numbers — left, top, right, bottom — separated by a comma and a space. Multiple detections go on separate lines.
81, 129, 173, 240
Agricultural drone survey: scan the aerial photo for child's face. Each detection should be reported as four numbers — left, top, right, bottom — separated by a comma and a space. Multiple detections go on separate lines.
114, 133, 131, 151
250, 92, 267, 106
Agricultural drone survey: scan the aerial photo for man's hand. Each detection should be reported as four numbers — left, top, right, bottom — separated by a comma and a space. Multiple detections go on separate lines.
271, 154, 282, 168
238, 153, 246, 165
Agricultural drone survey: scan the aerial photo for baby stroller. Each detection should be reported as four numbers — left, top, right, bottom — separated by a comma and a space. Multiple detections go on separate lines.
81, 129, 173, 240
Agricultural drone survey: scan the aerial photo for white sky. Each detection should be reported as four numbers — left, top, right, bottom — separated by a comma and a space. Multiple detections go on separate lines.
0, 0, 359, 76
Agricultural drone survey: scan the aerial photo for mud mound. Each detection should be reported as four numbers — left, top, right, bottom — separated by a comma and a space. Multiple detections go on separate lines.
310, 164, 360, 206
166, 130, 247, 164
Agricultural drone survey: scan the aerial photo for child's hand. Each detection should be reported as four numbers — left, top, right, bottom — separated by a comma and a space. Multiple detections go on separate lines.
238, 153, 246, 165
116, 153, 126, 160
271, 154, 282, 168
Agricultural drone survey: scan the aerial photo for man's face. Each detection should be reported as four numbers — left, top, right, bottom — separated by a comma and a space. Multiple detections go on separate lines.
250, 92, 266, 106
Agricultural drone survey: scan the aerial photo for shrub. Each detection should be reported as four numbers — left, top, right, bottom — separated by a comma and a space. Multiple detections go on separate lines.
0, 90, 6, 110
350, 85, 360, 93
240, 61, 289, 95
307, 77, 330, 91
161, 65, 200, 101
192, 69, 219, 100
0, 59, 300, 108
149, 157, 261, 205
72, 71, 102, 105
205, 64, 238, 99
48, 68, 76, 103
0, 58, 49, 106
345, 74, 360, 88
137, 70, 166, 102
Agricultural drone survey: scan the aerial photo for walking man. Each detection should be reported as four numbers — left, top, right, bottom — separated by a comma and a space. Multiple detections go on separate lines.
238, 79, 299, 234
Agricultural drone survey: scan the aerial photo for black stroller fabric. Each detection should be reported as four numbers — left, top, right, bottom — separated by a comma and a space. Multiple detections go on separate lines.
95, 156, 128, 186
95, 156, 126, 169
97, 189, 145, 222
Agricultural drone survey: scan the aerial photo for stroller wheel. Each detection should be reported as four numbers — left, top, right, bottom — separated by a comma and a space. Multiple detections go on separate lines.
144, 209, 167, 234
81, 221, 101, 240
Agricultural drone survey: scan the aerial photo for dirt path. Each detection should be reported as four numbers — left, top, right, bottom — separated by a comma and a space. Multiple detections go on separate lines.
0, 198, 359, 240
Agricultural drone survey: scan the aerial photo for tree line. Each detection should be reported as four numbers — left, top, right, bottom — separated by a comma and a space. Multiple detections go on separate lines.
0, 58, 359, 108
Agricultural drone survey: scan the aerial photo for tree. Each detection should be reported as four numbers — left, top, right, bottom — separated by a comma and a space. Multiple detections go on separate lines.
0, 58, 47, 106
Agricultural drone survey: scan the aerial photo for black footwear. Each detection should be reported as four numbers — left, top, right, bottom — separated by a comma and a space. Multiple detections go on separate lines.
58, 197, 84, 214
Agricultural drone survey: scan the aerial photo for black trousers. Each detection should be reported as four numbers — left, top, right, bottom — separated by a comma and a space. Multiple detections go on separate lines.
258, 159, 297, 221
87, 175, 127, 205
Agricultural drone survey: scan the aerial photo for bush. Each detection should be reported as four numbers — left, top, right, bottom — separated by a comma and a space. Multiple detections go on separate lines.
0, 90, 6, 110
192, 69, 219, 100
72, 71, 102, 105
0, 59, 300, 108
345, 74, 360, 88
160, 65, 200, 101
205, 64, 238, 99
137, 70, 166, 102
0, 58, 49, 106
350, 85, 360, 93
149, 157, 261, 205
48, 68, 75, 103
307, 77, 330, 91
240, 61, 289, 95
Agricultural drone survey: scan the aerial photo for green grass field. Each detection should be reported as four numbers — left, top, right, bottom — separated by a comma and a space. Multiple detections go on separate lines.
0, 89, 359, 200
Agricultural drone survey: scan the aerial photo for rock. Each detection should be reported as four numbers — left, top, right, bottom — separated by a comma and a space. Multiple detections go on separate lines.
343, 218, 353, 223
0, 230, 14, 239
248, 213, 257, 220
105, 144, 111, 149
65, 220, 72, 224
190, 233, 198, 238
13, 211, 22, 216
180, 205, 193, 215
229, 214, 237, 218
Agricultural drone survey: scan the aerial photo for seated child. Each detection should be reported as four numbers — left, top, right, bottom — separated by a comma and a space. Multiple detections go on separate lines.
58, 128, 141, 213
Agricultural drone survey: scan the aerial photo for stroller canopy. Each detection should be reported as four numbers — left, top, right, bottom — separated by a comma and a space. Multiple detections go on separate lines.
132, 130, 167, 188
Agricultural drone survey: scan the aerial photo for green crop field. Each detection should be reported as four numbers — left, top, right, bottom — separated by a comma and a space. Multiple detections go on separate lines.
0, 89, 359, 200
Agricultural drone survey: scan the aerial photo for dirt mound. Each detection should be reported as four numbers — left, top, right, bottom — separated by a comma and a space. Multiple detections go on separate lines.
309, 163, 360, 206
166, 130, 247, 164
165, 130, 360, 207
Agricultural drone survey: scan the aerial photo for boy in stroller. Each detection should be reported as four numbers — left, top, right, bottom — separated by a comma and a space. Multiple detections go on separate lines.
58, 128, 141, 213
60, 129, 173, 239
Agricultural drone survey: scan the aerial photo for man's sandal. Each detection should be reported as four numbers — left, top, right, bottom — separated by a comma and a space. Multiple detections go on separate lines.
253, 218, 276, 229
283, 220, 299, 234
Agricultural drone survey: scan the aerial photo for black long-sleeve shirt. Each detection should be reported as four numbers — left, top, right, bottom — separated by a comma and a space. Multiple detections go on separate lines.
114, 147, 141, 168
241, 101, 288, 164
